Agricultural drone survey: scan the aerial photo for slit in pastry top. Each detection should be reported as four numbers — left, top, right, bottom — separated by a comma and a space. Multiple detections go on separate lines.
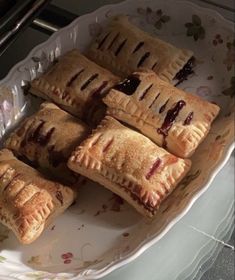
103, 70, 220, 158
87, 15, 194, 84
30, 49, 120, 125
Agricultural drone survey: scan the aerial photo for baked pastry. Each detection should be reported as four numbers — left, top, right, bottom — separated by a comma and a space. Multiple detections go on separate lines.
0, 149, 76, 244
87, 15, 194, 84
103, 70, 220, 158
30, 49, 119, 124
68, 116, 191, 217
5, 102, 90, 184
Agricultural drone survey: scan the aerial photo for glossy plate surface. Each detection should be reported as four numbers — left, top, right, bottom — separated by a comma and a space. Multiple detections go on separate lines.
0, 0, 234, 279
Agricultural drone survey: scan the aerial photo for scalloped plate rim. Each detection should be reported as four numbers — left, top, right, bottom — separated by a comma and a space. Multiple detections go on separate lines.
0, 0, 234, 279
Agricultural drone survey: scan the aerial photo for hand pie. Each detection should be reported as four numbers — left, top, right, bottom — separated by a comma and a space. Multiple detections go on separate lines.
0, 149, 76, 244
103, 70, 220, 158
87, 15, 194, 84
5, 102, 90, 184
30, 49, 119, 124
68, 116, 191, 217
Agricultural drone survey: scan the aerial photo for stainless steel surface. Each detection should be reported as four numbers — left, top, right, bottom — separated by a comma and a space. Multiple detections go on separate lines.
0, 0, 50, 56
0, 0, 47, 46
31, 4, 77, 35
33, 18, 59, 33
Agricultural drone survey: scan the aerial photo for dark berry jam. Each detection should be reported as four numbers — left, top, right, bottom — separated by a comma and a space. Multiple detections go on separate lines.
174, 57, 195, 85
27, 121, 55, 146
113, 75, 141, 95
184, 111, 194, 125
56, 190, 63, 205
157, 100, 186, 147
145, 158, 162, 180
36, 128, 55, 146
48, 146, 66, 167
92, 81, 108, 97
81, 73, 99, 91
27, 121, 45, 143
159, 99, 169, 114
137, 52, 150, 67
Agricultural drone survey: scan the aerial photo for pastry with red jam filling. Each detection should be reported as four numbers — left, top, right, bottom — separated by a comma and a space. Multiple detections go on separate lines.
68, 116, 191, 217
5, 102, 90, 184
30, 49, 119, 125
0, 149, 76, 244
103, 70, 220, 158
87, 15, 194, 84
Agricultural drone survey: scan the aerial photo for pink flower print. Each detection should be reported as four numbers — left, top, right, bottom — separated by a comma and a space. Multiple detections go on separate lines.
61, 252, 73, 264
212, 34, 223, 46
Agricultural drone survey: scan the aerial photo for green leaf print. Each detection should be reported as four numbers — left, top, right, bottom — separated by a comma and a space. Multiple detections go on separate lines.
185, 15, 205, 41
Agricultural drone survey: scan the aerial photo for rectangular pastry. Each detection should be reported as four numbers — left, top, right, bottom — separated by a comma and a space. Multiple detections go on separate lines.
103, 70, 220, 158
0, 149, 76, 244
5, 102, 90, 184
87, 15, 194, 84
68, 116, 191, 217
30, 49, 119, 124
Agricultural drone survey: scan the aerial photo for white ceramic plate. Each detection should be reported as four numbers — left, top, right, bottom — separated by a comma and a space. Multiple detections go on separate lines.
99, 155, 234, 280
0, 0, 234, 279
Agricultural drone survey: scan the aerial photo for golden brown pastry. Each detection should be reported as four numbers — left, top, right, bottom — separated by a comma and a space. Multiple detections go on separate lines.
68, 116, 191, 217
5, 102, 90, 184
87, 15, 194, 84
30, 49, 119, 124
0, 149, 76, 244
103, 70, 220, 158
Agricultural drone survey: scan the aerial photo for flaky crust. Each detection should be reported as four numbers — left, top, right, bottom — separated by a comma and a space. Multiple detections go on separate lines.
103, 70, 220, 158
5, 102, 90, 184
30, 49, 119, 125
68, 116, 191, 217
87, 15, 193, 82
0, 149, 76, 244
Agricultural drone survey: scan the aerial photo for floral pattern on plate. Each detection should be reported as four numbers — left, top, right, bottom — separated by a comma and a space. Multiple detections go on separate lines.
137, 7, 171, 29
185, 15, 206, 41
0, 0, 234, 279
